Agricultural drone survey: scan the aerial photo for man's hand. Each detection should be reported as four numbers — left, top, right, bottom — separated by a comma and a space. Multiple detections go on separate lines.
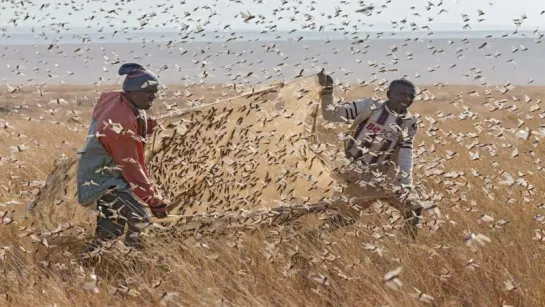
151, 202, 169, 219
146, 116, 159, 135
317, 69, 334, 88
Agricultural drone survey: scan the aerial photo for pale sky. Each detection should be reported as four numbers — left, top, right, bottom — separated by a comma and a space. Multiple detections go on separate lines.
1, 0, 544, 32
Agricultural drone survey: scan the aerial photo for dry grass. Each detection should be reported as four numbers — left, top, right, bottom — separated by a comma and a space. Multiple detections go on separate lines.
1, 79, 545, 307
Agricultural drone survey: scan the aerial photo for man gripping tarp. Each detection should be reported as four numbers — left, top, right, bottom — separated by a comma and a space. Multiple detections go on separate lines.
76, 63, 169, 262
316, 70, 423, 238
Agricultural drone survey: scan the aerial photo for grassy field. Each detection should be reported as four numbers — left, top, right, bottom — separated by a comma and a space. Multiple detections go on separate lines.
1, 80, 545, 306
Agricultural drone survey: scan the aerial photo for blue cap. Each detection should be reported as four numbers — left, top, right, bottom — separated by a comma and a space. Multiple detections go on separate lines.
118, 63, 160, 92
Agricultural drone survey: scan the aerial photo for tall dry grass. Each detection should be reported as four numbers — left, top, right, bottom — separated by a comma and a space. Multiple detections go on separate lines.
1, 81, 545, 306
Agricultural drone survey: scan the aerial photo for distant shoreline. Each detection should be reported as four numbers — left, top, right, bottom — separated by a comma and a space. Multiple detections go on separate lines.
0, 30, 540, 46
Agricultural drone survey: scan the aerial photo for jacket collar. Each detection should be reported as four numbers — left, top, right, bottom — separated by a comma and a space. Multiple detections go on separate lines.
122, 92, 140, 113
121, 92, 147, 139
384, 101, 409, 117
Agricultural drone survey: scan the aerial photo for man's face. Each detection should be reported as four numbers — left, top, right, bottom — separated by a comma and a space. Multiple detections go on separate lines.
388, 84, 416, 112
127, 87, 158, 110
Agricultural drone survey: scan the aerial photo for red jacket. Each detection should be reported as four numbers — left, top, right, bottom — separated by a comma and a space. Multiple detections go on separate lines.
93, 91, 163, 208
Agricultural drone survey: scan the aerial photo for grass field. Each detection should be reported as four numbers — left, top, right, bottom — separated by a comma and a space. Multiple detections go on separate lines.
1, 80, 545, 306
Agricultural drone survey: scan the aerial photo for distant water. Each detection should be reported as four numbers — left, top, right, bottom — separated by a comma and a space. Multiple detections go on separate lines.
0, 29, 544, 86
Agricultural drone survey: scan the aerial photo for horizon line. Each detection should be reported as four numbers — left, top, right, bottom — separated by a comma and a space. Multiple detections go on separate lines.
0, 28, 540, 34
1, 23, 541, 32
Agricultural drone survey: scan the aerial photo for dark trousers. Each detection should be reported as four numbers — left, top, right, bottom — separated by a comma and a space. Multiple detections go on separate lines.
85, 189, 150, 252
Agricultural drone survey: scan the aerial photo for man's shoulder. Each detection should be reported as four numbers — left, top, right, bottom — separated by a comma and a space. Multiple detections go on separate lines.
353, 98, 383, 112
98, 90, 123, 101
403, 112, 419, 133
95, 91, 135, 127
404, 112, 418, 123
354, 97, 379, 105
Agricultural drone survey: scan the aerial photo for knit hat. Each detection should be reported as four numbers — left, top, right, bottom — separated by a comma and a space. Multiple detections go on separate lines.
118, 63, 160, 92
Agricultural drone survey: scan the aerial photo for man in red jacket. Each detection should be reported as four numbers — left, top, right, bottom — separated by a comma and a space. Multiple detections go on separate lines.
77, 63, 168, 258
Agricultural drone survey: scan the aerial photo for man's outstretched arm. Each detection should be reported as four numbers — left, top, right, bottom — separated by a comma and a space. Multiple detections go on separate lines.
318, 72, 374, 122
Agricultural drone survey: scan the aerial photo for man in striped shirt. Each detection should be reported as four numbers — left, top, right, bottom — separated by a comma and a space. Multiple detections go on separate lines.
317, 71, 422, 237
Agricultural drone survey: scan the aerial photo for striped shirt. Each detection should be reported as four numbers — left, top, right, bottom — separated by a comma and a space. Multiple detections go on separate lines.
335, 98, 418, 165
